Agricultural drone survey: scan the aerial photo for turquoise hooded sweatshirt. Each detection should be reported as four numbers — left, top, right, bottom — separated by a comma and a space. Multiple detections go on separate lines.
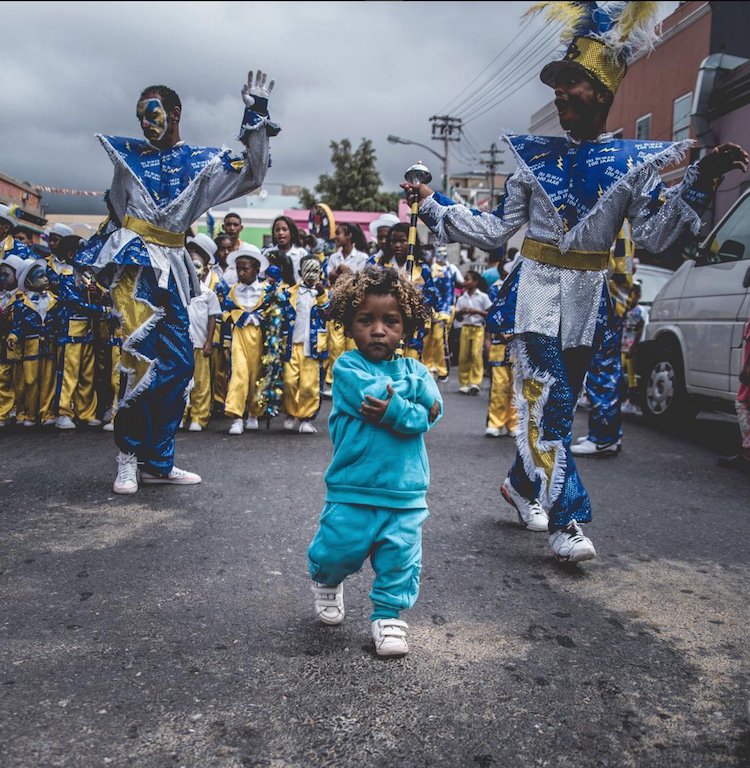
325, 349, 443, 509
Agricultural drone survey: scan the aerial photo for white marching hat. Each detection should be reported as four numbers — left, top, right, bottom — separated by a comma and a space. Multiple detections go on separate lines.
2, 254, 28, 278
187, 233, 218, 263
49, 222, 74, 237
227, 243, 269, 275
368, 213, 400, 239
17, 258, 48, 291
0, 204, 16, 228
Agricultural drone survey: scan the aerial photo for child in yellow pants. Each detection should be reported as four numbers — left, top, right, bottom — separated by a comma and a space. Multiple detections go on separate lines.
184, 241, 222, 431
455, 270, 491, 394
282, 257, 329, 434
0, 256, 25, 426
223, 245, 272, 435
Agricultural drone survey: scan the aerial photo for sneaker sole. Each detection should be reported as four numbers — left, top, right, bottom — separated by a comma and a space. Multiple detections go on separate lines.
317, 612, 345, 626
375, 644, 409, 657
501, 484, 549, 532
140, 478, 202, 485
113, 484, 138, 495
571, 449, 618, 459
552, 549, 597, 564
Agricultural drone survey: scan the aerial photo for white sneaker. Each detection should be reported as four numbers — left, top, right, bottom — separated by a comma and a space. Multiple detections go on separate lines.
458, 386, 471, 394
103, 422, 115, 432
0, 420, 6, 428
549, 521, 597, 563
571, 438, 618, 457
102, 409, 113, 424
229, 418, 244, 435
284, 416, 299, 431
113, 452, 139, 495
371, 619, 409, 657
86, 419, 103, 427
621, 401, 641, 416
485, 426, 506, 437
576, 435, 590, 444
188, 422, 203, 432
23, 420, 35, 428
311, 581, 344, 625
508, 428, 519, 437
42, 419, 56, 427
321, 388, 333, 399
469, 384, 480, 395
299, 421, 317, 434
245, 416, 259, 431
140, 466, 202, 485
55, 415, 76, 430
501, 477, 549, 532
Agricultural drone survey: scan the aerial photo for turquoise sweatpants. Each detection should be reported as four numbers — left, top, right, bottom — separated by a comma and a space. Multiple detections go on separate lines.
308, 502, 429, 621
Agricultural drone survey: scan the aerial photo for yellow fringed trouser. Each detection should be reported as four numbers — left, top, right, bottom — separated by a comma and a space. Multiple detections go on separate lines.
23, 357, 56, 423
57, 342, 98, 422
13, 362, 25, 421
458, 325, 485, 388
211, 346, 228, 407
225, 324, 264, 419
110, 346, 121, 415
422, 318, 450, 378
0, 361, 15, 421
325, 322, 355, 386
622, 353, 638, 389
185, 349, 212, 427
487, 343, 518, 432
283, 343, 322, 420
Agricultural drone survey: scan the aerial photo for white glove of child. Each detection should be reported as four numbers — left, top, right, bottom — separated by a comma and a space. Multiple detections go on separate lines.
241, 69, 275, 109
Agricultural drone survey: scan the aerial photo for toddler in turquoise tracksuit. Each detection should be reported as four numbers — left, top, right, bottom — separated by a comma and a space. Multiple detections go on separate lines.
308, 265, 442, 657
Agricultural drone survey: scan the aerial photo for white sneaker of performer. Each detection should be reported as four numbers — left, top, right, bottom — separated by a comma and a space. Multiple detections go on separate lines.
549, 520, 597, 563
55, 416, 76, 430
299, 421, 317, 434
229, 418, 244, 435
311, 581, 344, 625
501, 477, 549, 532
113, 452, 139, 495
284, 416, 298, 431
486, 426, 507, 438
140, 466, 202, 485
371, 618, 409, 657
571, 438, 618, 457
188, 422, 203, 432
103, 422, 115, 432
245, 416, 259, 431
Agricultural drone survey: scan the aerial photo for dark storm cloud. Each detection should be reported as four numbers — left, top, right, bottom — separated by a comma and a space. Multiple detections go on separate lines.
1, 1, 677, 215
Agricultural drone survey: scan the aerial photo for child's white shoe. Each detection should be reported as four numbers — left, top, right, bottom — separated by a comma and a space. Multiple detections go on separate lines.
229, 418, 244, 435
284, 416, 298, 431
458, 386, 471, 394
371, 619, 409, 657
245, 416, 259, 431
55, 416, 76, 430
103, 422, 115, 432
188, 422, 203, 432
299, 421, 317, 434
311, 581, 344, 625
113, 452, 139, 495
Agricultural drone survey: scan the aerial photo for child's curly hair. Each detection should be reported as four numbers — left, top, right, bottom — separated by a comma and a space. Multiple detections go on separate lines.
329, 265, 429, 337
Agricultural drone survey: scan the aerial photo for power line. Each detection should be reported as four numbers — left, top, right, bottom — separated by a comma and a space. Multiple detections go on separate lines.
460, 28, 561, 122
463, 65, 543, 126
439, 17, 541, 116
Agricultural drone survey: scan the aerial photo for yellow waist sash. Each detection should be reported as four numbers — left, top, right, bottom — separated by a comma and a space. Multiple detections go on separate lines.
122, 215, 185, 249
523, 238, 608, 272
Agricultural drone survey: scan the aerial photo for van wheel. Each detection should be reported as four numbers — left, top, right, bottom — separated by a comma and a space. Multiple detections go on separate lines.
640, 345, 694, 428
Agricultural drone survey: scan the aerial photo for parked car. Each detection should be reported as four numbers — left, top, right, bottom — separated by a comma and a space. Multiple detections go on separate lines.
638, 190, 750, 425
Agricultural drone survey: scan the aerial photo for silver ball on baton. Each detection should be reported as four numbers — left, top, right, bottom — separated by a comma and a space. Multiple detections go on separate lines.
404, 161, 432, 186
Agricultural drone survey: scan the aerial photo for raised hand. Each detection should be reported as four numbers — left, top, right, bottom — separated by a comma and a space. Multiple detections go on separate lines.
698, 142, 749, 178
241, 69, 276, 108
401, 182, 434, 206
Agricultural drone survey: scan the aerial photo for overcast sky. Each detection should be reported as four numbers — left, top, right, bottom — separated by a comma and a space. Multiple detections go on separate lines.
2, 1, 677, 215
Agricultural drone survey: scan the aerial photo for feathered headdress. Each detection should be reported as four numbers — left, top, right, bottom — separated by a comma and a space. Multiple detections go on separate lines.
526, 1, 662, 95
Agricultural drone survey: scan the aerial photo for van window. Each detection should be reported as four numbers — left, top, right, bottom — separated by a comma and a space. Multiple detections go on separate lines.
706, 194, 750, 264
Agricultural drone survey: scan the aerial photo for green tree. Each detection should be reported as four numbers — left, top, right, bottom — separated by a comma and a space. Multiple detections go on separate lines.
300, 138, 401, 213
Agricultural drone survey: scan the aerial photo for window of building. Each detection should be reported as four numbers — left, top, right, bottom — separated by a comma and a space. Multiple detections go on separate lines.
673, 92, 692, 142
635, 114, 651, 140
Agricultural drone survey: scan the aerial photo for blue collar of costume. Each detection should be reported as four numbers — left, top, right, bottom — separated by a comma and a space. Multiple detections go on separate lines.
504, 132, 692, 235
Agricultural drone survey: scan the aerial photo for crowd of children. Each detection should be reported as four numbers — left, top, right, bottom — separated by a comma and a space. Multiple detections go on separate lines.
0, 204, 519, 443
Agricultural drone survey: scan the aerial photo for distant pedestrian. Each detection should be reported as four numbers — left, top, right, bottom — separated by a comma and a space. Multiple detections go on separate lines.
454, 270, 490, 394
307, 265, 442, 657
621, 283, 645, 417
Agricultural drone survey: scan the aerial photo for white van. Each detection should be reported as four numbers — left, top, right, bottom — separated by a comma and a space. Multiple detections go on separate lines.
639, 189, 750, 425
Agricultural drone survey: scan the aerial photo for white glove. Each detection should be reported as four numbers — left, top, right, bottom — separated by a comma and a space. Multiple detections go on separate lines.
241, 69, 275, 108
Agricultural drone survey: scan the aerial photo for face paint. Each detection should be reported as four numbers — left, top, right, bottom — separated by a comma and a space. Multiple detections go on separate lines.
191, 256, 206, 279
301, 259, 322, 288
26, 266, 49, 292
137, 97, 168, 142
0, 264, 17, 291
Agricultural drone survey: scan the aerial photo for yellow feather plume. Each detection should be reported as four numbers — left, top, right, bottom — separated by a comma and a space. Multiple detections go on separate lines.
523, 1, 590, 43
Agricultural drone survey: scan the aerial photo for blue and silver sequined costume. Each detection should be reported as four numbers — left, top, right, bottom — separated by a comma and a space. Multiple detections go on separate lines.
76, 105, 278, 474
420, 132, 714, 530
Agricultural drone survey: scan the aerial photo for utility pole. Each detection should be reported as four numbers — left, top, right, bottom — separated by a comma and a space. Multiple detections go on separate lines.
479, 143, 505, 210
430, 116, 462, 195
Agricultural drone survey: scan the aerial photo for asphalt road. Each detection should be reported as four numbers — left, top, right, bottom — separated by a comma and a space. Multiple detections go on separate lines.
1, 374, 749, 768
